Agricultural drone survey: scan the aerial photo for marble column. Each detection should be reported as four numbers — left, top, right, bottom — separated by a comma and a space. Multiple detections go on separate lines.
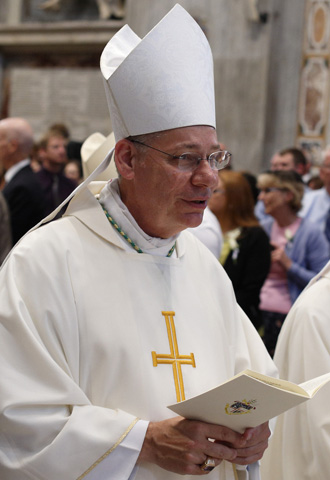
7, 0, 23, 24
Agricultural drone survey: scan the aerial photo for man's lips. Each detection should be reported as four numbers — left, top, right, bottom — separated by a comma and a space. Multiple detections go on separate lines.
183, 198, 209, 208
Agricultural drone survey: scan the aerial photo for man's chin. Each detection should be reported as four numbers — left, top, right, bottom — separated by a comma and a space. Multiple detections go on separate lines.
184, 212, 204, 229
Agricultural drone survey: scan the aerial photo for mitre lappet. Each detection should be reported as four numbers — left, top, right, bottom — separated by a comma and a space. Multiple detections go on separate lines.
81, 132, 117, 181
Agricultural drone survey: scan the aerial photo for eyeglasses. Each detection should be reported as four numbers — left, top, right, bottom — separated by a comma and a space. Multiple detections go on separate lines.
130, 139, 231, 172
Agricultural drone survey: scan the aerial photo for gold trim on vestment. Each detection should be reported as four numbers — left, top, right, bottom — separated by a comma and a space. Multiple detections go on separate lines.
232, 463, 239, 479
76, 417, 140, 479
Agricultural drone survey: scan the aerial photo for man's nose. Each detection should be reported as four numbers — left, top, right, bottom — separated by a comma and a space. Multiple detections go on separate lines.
59, 146, 67, 155
192, 159, 218, 187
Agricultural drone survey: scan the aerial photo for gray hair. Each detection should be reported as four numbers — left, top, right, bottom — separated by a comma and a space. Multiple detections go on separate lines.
0, 118, 34, 158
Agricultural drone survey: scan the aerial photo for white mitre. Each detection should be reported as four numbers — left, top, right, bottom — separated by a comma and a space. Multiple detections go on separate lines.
81, 132, 118, 181
100, 3, 216, 141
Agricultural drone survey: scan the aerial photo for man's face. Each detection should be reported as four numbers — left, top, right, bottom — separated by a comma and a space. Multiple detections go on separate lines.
120, 125, 220, 238
320, 154, 330, 190
43, 136, 68, 167
0, 128, 9, 169
270, 153, 295, 171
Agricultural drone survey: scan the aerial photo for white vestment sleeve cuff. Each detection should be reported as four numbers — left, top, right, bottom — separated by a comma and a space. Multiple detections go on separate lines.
84, 420, 149, 480
248, 462, 261, 480
235, 462, 260, 480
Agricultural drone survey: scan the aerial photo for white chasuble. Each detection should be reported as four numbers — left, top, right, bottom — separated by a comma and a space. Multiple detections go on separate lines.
260, 261, 330, 480
0, 186, 276, 480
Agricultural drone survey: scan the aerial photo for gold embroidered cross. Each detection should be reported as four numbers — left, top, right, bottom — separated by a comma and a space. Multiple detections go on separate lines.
152, 311, 196, 402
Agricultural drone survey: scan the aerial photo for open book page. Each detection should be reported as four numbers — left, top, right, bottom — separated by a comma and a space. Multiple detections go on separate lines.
167, 370, 330, 434
241, 370, 312, 395
299, 371, 330, 396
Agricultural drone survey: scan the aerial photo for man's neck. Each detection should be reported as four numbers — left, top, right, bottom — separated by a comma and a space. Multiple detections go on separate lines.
4, 159, 30, 184
3, 154, 25, 172
42, 161, 63, 174
99, 179, 179, 256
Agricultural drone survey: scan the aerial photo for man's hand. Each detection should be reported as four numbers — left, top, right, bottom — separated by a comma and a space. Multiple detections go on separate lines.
227, 422, 271, 465
137, 416, 270, 475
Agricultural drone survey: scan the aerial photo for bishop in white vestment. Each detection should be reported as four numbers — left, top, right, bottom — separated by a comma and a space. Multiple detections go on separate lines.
0, 178, 276, 479
261, 261, 330, 480
0, 4, 277, 479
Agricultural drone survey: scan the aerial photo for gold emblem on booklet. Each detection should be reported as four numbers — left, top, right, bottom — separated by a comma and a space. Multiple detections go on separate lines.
225, 399, 257, 415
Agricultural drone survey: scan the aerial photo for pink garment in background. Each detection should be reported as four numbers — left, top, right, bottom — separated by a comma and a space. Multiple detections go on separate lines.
259, 218, 302, 313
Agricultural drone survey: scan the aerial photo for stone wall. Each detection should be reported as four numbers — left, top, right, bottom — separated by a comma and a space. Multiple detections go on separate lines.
262, 0, 304, 168
126, 0, 278, 173
1, 0, 321, 174
296, 0, 330, 166
0, 0, 122, 141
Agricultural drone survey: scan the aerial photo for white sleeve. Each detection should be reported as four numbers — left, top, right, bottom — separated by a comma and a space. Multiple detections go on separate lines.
0, 239, 144, 480
235, 462, 260, 480
248, 462, 261, 480
85, 420, 149, 480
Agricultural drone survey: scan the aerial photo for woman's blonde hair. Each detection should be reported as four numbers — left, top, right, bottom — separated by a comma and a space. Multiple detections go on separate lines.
257, 170, 304, 213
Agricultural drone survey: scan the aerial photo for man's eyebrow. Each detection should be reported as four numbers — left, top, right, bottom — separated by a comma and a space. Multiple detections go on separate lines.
175, 143, 221, 151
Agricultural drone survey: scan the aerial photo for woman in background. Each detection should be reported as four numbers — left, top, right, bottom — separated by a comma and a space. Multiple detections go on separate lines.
257, 170, 329, 356
209, 170, 271, 330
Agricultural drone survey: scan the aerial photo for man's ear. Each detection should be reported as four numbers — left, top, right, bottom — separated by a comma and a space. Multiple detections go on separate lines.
114, 139, 137, 180
8, 138, 19, 155
295, 164, 304, 176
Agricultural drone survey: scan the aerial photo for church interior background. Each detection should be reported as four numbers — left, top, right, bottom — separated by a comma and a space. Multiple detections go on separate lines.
1, 0, 330, 174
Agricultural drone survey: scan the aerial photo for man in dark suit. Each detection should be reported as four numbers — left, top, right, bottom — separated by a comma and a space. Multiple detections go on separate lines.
36, 126, 77, 216
0, 191, 12, 264
0, 117, 46, 245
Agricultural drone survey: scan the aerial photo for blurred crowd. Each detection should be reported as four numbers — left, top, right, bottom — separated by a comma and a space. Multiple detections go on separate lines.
0, 118, 83, 259
195, 142, 330, 357
1, 116, 330, 358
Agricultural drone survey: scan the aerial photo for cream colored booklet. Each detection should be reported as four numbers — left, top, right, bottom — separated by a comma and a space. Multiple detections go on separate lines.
167, 370, 330, 433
